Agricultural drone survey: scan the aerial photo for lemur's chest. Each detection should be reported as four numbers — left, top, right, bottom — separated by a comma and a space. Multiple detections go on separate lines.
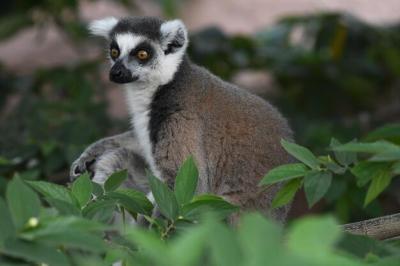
125, 87, 162, 178
125, 80, 185, 180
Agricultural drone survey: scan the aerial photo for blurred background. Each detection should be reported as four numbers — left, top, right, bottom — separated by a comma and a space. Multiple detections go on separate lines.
0, 0, 399, 223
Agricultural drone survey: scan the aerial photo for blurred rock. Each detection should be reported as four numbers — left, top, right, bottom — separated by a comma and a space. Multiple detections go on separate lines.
0, 24, 99, 74
232, 70, 276, 97
182, 0, 400, 34
1, 0, 399, 74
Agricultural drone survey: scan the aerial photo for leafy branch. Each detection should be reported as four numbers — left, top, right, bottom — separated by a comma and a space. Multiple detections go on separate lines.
1, 153, 400, 264
260, 128, 400, 208
260, 124, 400, 240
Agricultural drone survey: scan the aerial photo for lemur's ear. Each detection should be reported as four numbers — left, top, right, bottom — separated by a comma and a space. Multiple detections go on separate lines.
160, 19, 188, 55
88, 17, 118, 39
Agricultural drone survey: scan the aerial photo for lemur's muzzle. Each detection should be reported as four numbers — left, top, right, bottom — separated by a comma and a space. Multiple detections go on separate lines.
109, 61, 137, 84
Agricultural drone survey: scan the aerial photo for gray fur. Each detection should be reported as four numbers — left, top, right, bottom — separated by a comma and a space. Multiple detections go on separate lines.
110, 17, 163, 41
71, 16, 294, 223
149, 57, 293, 222
70, 131, 149, 192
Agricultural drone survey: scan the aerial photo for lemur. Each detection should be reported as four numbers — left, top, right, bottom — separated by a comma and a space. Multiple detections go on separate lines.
70, 17, 293, 222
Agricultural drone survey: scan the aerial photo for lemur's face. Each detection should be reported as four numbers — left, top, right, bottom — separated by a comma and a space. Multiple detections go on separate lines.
89, 17, 188, 86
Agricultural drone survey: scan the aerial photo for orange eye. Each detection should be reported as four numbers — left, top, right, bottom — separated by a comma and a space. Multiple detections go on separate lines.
110, 48, 119, 59
137, 50, 149, 60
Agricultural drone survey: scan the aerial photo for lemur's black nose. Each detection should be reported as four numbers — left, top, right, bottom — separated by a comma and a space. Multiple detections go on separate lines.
110, 61, 135, 84
114, 69, 122, 77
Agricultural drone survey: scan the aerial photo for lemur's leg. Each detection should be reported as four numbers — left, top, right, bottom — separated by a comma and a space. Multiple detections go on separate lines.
90, 147, 153, 227
70, 131, 139, 180
92, 147, 149, 193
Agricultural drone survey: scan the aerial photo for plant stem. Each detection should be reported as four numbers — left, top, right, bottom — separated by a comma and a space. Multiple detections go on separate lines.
161, 221, 175, 240
343, 212, 400, 240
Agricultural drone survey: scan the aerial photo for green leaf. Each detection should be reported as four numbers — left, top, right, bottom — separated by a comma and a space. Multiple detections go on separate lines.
124, 228, 171, 264
365, 123, 400, 143
209, 223, 242, 266
333, 140, 400, 154
148, 172, 179, 220
318, 155, 346, 174
104, 169, 128, 192
107, 189, 153, 216
170, 220, 211, 266
287, 216, 341, 256
6, 176, 41, 229
23, 230, 107, 253
181, 194, 239, 220
82, 199, 117, 223
304, 171, 332, 207
393, 162, 400, 175
27, 180, 77, 206
174, 156, 199, 205
272, 179, 301, 208
369, 151, 400, 162
324, 178, 347, 203
0, 198, 15, 247
2, 239, 69, 266
44, 197, 81, 216
370, 257, 400, 266
72, 173, 93, 207
92, 181, 104, 197
259, 163, 309, 186
238, 213, 283, 265
281, 139, 320, 169
364, 169, 393, 206
330, 138, 357, 167
22, 216, 107, 237
351, 162, 391, 187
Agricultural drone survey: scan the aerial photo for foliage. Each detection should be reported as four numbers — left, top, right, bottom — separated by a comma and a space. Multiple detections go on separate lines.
0, 0, 182, 40
1, 158, 399, 266
261, 124, 400, 211
0, 63, 115, 183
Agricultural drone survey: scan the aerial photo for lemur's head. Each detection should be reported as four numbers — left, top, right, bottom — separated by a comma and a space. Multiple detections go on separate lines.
89, 17, 188, 86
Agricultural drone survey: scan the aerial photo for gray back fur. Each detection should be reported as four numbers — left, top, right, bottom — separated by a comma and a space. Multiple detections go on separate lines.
149, 56, 293, 222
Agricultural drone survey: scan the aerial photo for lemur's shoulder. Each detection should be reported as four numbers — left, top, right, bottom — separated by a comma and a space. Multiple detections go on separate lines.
176, 62, 292, 138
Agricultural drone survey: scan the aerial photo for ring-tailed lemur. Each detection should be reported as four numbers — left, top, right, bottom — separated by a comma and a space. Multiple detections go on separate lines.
70, 17, 293, 222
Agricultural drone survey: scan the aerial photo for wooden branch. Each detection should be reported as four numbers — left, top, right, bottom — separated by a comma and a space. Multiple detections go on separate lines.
342, 213, 400, 240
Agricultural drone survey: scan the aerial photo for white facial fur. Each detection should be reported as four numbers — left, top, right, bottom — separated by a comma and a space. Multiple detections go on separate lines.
114, 34, 143, 59
88, 17, 118, 39
89, 17, 188, 181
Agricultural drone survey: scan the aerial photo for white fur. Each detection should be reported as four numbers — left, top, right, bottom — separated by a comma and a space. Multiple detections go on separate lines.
146, 192, 155, 204
160, 19, 188, 49
157, 50, 185, 85
88, 17, 118, 38
92, 151, 120, 184
125, 84, 163, 180
115, 34, 143, 58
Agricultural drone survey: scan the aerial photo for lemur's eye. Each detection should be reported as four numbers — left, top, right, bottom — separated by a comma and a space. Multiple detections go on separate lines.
110, 48, 119, 59
137, 50, 149, 60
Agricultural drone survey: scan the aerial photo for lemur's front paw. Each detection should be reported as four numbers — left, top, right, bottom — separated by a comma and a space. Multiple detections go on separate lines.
70, 154, 96, 181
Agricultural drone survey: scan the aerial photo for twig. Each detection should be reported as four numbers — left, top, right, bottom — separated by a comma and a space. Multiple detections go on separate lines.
342, 212, 400, 240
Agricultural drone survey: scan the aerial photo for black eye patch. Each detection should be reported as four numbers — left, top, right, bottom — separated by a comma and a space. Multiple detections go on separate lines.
109, 40, 120, 61
129, 42, 154, 64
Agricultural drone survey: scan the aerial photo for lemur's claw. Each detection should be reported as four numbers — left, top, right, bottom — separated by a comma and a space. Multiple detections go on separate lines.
69, 157, 96, 181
